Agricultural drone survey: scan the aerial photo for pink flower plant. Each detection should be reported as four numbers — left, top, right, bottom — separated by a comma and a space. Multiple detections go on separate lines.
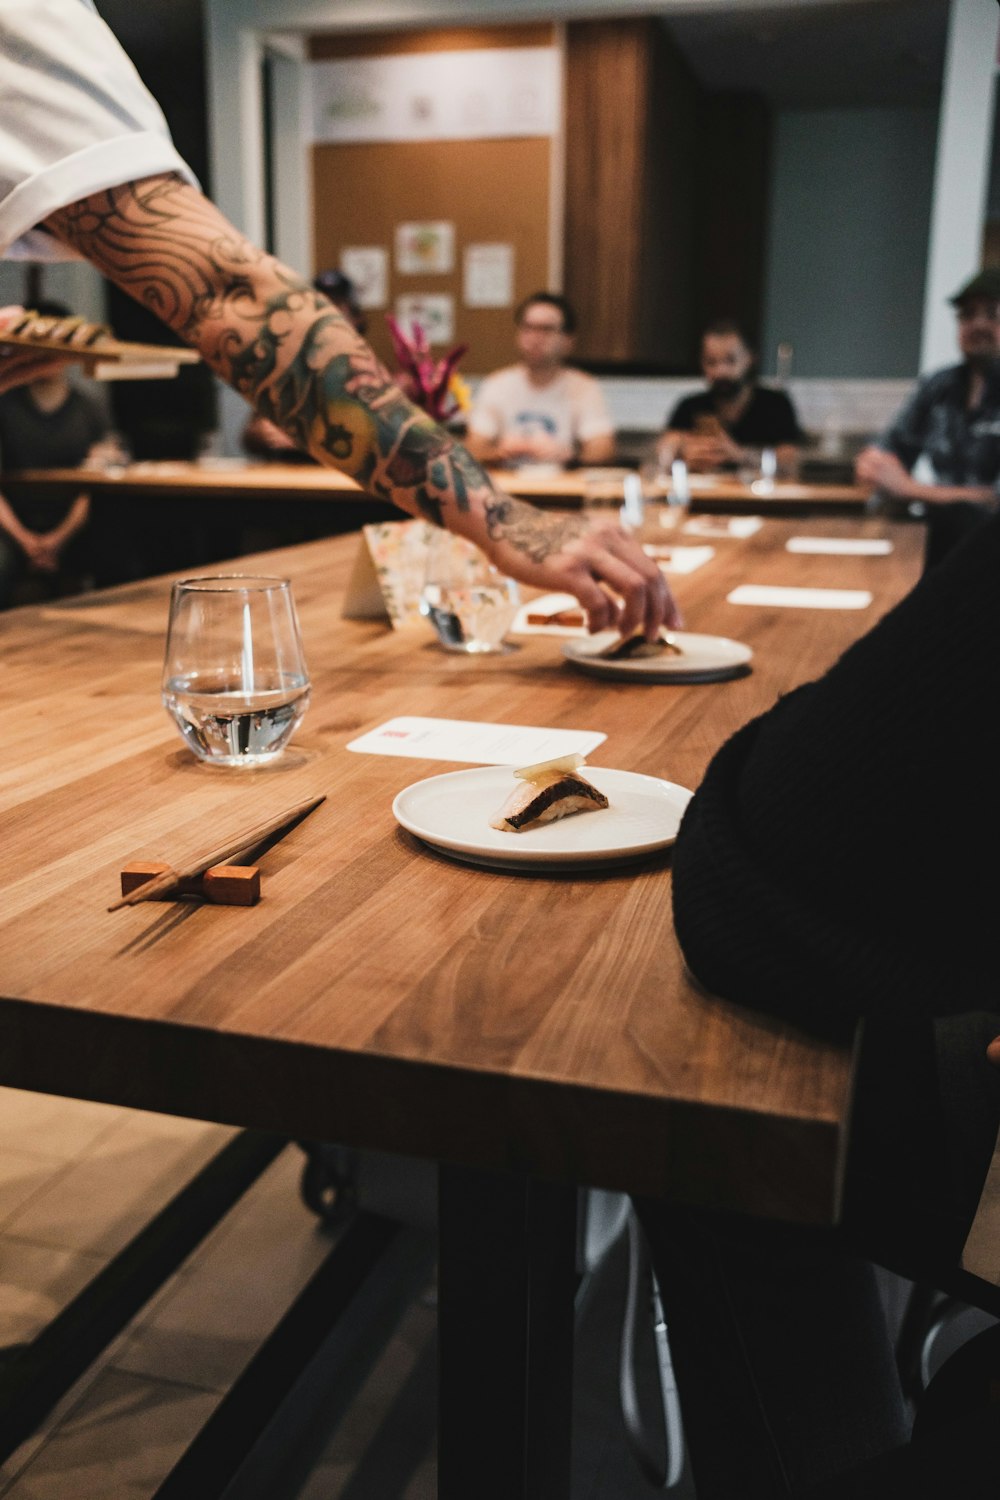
385, 314, 469, 425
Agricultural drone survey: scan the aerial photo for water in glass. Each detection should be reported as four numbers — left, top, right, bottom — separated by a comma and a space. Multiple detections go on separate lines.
162, 575, 310, 766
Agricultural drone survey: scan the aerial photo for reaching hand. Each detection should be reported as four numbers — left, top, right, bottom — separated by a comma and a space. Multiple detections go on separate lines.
987, 1036, 1000, 1068
854, 446, 914, 498
0, 306, 73, 394
679, 434, 735, 473
481, 495, 682, 639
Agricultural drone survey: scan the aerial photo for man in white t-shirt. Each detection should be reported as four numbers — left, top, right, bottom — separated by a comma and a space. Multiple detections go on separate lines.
0, 1, 674, 639
465, 293, 615, 468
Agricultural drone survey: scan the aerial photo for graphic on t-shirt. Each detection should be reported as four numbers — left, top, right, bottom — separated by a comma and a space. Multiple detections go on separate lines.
513, 412, 558, 438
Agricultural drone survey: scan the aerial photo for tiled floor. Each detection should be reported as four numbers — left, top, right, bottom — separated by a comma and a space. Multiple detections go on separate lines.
0, 1085, 670, 1499
0, 1085, 992, 1499
0, 1087, 333, 1498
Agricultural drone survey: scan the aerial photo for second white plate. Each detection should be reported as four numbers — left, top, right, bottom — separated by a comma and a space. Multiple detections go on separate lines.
392, 766, 693, 871
562, 631, 752, 683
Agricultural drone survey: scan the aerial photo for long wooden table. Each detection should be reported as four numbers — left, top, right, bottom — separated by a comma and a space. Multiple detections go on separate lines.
0, 515, 922, 1494
4, 457, 872, 512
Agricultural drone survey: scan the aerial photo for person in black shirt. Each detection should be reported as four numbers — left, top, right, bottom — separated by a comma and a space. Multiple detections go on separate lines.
660, 320, 803, 474
0, 302, 119, 607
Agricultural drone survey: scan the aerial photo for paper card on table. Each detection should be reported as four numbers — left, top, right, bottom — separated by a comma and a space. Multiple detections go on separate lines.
727, 584, 873, 610
346, 716, 606, 765
785, 536, 893, 556
342, 518, 436, 627
683, 516, 763, 540
642, 544, 715, 574
510, 593, 589, 637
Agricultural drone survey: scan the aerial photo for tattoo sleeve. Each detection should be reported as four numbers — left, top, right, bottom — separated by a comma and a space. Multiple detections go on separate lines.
46, 177, 475, 522
45, 174, 585, 568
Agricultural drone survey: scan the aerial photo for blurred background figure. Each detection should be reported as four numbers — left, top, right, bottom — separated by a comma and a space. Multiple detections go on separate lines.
242, 268, 367, 462
464, 292, 615, 469
660, 320, 803, 475
855, 269, 1000, 566
0, 300, 122, 609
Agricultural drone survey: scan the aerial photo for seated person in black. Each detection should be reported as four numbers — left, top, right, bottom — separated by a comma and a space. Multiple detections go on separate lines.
634, 509, 1000, 1497
660, 319, 803, 474
0, 302, 117, 608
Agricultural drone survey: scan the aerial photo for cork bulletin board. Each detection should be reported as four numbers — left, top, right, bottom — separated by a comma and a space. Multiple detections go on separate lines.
309, 26, 556, 375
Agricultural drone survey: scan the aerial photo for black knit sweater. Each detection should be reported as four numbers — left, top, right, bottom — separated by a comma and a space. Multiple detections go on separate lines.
672, 512, 1000, 1043
671, 512, 1000, 1260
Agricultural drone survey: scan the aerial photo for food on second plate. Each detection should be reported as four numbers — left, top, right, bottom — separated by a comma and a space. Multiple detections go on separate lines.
490, 753, 610, 832
525, 604, 587, 628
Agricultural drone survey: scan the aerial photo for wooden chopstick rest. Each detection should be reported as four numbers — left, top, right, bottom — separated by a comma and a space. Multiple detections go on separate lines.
109, 793, 326, 912
120, 861, 260, 906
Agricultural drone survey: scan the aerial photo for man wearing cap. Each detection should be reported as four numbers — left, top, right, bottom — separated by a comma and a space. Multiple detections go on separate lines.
855, 269, 1000, 559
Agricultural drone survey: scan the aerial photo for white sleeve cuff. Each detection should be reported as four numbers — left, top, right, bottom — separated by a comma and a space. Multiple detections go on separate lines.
0, 133, 199, 262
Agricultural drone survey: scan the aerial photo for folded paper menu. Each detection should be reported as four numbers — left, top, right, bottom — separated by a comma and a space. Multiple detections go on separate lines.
346, 716, 606, 764
785, 537, 893, 556
342, 518, 435, 628
727, 584, 873, 610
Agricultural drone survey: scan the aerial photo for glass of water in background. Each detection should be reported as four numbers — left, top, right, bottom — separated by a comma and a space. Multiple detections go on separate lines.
162, 576, 310, 766
638, 457, 690, 539
420, 532, 520, 654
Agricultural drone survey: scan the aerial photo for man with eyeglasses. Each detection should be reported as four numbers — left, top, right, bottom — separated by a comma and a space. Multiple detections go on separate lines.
855, 269, 1000, 561
464, 292, 615, 468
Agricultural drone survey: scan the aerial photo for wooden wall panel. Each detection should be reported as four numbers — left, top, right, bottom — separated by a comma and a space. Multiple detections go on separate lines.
312, 138, 551, 372
564, 21, 647, 363
564, 18, 702, 368
695, 93, 771, 349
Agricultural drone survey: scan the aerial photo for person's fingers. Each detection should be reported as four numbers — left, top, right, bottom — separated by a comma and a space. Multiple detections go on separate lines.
559, 567, 616, 633
600, 525, 683, 634
0, 347, 70, 394
571, 537, 664, 639
986, 1036, 1000, 1068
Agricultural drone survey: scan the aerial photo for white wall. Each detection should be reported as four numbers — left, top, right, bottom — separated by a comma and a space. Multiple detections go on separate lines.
761, 106, 938, 381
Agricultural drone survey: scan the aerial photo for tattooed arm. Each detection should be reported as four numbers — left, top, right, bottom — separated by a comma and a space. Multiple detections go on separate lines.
44, 174, 678, 636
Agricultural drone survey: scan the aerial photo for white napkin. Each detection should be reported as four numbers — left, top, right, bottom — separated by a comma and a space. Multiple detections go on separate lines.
727, 584, 873, 610
684, 516, 763, 540
785, 537, 893, 556
642, 544, 715, 574
347, 716, 606, 764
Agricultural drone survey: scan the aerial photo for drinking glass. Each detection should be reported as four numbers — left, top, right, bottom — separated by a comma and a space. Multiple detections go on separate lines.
162, 576, 310, 766
638, 458, 689, 538
420, 532, 520, 654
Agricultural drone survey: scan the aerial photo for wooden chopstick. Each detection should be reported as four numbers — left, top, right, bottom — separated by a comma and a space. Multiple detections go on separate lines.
108, 794, 326, 911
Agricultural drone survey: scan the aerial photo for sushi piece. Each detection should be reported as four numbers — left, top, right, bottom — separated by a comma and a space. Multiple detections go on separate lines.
490, 755, 609, 832
595, 630, 683, 660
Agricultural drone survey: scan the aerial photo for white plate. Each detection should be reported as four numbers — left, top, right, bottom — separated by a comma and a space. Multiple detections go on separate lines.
392, 766, 693, 871
562, 631, 752, 684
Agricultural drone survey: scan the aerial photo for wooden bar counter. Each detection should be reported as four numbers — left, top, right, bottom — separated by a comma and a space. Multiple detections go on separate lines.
0, 516, 922, 1495
4, 456, 872, 513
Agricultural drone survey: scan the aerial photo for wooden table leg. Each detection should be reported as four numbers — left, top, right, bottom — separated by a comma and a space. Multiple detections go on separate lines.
437, 1164, 578, 1500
